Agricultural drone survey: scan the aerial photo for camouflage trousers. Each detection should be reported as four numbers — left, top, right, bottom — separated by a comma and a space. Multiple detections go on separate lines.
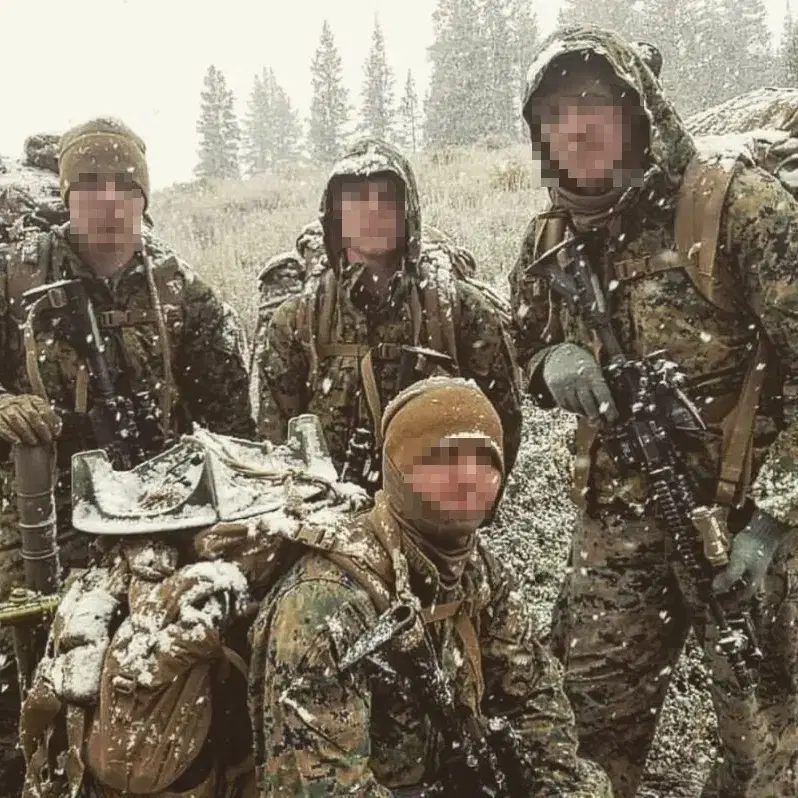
550, 509, 798, 798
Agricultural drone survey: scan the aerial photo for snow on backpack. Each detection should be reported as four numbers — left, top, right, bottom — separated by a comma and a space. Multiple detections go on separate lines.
686, 86, 798, 201
251, 218, 513, 440
0, 134, 67, 245
19, 417, 369, 798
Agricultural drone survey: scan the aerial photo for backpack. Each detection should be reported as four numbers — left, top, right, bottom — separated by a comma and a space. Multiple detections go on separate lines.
251, 219, 513, 445
19, 417, 370, 798
0, 134, 66, 245
1, 132, 158, 245
686, 86, 798, 201
527, 149, 783, 511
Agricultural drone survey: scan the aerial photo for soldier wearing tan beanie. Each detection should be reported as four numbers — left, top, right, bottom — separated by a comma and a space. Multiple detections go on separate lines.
58, 117, 150, 210
252, 375, 614, 795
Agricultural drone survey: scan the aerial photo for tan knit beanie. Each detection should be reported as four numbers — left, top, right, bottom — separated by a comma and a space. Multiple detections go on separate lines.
58, 117, 150, 209
382, 376, 504, 477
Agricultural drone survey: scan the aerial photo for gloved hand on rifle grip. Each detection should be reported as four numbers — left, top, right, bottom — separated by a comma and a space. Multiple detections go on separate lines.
0, 393, 62, 446
712, 509, 792, 602
541, 343, 619, 424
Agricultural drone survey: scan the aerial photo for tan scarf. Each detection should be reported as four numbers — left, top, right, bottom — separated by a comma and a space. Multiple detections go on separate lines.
376, 459, 477, 590
555, 184, 627, 232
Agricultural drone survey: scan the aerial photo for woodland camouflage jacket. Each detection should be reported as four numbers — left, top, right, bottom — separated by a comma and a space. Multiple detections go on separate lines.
510, 26, 798, 519
0, 226, 254, 583
255, 138, 522, 486
249, 511, 613, 797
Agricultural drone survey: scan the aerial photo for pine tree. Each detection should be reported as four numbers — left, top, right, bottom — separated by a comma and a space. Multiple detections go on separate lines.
783, 1, 798, 85
480, 0, 517, 140
242, 67, 302, 176
308, 20, 350, 162
556, 0, 646, 42
642, 0, 718, 113
269, 75, 303, 164
425, 0, 490, 147
501, 0, 540, 139
360, 16, 395, 139
195, 65, 240, 180
242, 70, 270, 176
711, 0, 777, 100
508, 0, 539, 86
397, 70, 421, 151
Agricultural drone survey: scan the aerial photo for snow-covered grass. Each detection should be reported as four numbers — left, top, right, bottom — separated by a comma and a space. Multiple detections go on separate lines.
150, 143, 714, 796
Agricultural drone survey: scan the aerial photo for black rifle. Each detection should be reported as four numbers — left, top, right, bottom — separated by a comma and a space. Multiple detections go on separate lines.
527, 234, 762, 692
21, 278, 144, 470
342, 603, 527, 797
340, 345, 456, 492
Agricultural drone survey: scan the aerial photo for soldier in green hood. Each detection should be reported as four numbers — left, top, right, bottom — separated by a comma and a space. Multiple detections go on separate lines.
510, 25, 798, 798
255, 137, 522, 494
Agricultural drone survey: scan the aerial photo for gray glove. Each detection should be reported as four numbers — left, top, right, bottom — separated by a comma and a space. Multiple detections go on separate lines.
0, 393, 62, 446
712, 509, 792, 602
541, 343, 618, 423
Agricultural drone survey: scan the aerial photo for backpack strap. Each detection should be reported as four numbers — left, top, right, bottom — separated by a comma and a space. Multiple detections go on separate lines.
665, 154, 768, 505
294, 517, 484, 704
12, 234, 59, 404
589, 155, 769, 508
415, 249, 460, 373
533, 209, 569, 344
673, 155, 741, 314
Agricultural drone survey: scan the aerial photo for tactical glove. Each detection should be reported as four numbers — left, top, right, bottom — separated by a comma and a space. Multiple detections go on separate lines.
712, 509, 792, 602
0, 393, 61, 446
541, 343, 619, 423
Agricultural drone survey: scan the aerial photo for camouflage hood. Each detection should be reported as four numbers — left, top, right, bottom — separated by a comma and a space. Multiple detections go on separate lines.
319, 137, 422, 274
522, 26, 696, 207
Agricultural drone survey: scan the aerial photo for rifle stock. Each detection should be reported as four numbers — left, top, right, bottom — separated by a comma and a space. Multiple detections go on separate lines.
21, 279, 142, 470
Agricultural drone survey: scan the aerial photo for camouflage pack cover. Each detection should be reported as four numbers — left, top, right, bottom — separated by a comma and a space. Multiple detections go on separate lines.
0, 134, 66, 244
686, 87, 798, 198
19, 414, 369, 798
71, 414, 368, 536
686, 87, 798, 137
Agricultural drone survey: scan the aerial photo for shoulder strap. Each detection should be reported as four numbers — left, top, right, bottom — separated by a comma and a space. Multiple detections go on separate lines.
415, 247, 461, 372
533, 209, 569, 343
7, 232, 51, 324
11, 233, 53, 402
301, 268, 341, 392
673, 154, 741, 315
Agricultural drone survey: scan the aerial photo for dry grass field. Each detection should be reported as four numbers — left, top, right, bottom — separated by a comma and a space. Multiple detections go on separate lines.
151, 143, 542, 333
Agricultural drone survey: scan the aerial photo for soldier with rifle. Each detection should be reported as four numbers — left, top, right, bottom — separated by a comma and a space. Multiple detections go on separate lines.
509, 25, 798, 798
254, 137, 522, 495
0, 117, 254, 791
249, 375, 612, 797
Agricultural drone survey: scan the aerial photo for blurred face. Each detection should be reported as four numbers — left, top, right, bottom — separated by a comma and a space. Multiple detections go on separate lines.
337, 176, 405, 257
536, 92, 629, 189
406, 438, 502, 527
68, 171, 144, 258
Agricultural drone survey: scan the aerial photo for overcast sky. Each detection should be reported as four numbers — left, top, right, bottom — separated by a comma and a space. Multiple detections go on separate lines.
0, 0, 789, 189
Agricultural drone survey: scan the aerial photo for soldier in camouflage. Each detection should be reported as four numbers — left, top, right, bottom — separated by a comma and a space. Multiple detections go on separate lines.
255, 137, 522, 492
0, 117, 254, 789
249, 375, 613, 797
509, 25, 798, 798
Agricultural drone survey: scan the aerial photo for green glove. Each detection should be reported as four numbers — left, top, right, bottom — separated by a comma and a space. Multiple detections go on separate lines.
541, 343, 618, 424
712, 509, 792, 602
0, 393, 62, 446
